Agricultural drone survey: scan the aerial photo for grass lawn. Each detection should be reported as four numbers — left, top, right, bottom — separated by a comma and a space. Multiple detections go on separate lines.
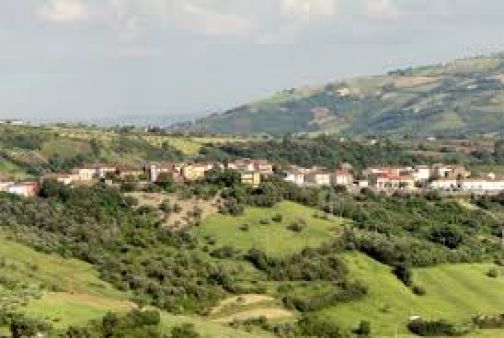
196, 201, 348, 257
318, 253, 504, 337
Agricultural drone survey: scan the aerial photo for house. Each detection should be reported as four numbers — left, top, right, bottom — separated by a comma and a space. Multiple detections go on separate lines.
429, 179, 459, 191
284, 168, 305, 186
240, 171, 261, 187
228, 159, 273, 175
412, 165, 431, 182
304, 171, 331, 186
147, 163, 177, 182
331, 170, 354, 186
7, 182, 39, 197
371, 174, 415, 190
182, 163, 214, 181
432, 164, 470, 180
71, 168, 97, 182
356, 180, 369, 188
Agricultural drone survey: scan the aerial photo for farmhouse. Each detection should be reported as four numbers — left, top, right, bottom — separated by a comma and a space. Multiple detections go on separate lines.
147, 163, 177, 182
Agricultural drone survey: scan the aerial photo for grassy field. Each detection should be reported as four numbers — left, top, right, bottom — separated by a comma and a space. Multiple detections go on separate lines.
0, 160, 32, 180
196, 201, 348, 257
0, 236, 271, 336
318, 253, 504, 337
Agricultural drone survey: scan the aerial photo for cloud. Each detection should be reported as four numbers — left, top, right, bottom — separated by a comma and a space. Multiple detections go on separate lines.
363, 0, 400, 21
37, 0, 89, 23
175, 3, 255, 37
279, 0, 338, 21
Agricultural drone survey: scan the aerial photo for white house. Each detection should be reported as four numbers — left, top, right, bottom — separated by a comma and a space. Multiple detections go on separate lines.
412, 166, 431, 182
331, 170, 354, 186
284, 169, 305, 186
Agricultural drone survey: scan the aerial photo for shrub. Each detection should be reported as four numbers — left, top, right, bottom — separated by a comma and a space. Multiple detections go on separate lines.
238, 223, 250, 232
407, 319, 466, 336
412, 285, 426, 296
171, 323, 200, 338
393, 263, 413, 287
487, 268, 499, 278
286, 221, 305, 233
354, 320, 371, 337
272, 214, 283, 223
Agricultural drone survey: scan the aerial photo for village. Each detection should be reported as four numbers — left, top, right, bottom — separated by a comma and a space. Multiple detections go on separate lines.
2, 158, 504, 198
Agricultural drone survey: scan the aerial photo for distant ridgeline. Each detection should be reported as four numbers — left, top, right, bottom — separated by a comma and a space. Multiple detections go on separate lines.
174, 53, 504, 136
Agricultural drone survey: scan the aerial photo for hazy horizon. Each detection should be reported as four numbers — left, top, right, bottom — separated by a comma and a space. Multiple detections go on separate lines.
2, 0, 504, 122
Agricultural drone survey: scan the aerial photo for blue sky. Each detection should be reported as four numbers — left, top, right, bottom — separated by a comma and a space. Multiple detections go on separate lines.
1, 0, 504, 121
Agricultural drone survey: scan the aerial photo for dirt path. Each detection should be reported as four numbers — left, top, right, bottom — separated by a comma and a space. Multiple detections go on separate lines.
210, 294, 274, 315
213, 308, 293, 323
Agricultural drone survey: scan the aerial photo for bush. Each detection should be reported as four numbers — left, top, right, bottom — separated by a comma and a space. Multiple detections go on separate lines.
171, 323, 200, 338
238, 223, 250, 232
487, 268, 499, 278
272, 214, 283, 223
286, 221, 305, 233
393, 263, 413, 287
354, 320, 371, 337
407, 319, 466, 336
412, 285, 426, 296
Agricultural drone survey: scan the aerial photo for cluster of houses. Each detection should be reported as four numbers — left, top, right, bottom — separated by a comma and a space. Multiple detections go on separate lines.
2, 159, 504, 198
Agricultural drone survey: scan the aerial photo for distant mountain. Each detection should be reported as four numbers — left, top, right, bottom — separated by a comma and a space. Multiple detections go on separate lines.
175, 54, 504, 137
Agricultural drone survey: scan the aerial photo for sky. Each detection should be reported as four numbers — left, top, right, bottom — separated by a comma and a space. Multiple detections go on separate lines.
1, 0, 504, 122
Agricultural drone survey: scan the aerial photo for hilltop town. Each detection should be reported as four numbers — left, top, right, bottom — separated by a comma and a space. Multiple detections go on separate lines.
3, 157, 504, 198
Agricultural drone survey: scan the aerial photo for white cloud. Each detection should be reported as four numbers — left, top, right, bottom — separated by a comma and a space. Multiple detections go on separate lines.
279, 0, 338, 21
363, 0, 400, 21
37, 0, 89, 23
176, 3, 255, 37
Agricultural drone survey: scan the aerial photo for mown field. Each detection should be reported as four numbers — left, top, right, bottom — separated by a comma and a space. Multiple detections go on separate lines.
319, 252, 504, 337
196, 201, 348, 257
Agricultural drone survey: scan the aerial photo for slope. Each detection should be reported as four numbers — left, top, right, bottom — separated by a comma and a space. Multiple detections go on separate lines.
181, 54, 504, 136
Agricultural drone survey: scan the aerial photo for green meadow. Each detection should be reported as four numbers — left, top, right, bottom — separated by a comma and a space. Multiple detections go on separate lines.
197, 201, 348, 257
319, 253, 504, 337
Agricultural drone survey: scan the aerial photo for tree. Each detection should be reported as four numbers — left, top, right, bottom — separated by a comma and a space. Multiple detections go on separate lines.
10, 315, 51, 338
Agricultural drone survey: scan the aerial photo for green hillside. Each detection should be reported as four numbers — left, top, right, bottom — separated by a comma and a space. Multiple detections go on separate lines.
0, 236, 269, 337
319, 253, 504, 337
180, 54, 504, 136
